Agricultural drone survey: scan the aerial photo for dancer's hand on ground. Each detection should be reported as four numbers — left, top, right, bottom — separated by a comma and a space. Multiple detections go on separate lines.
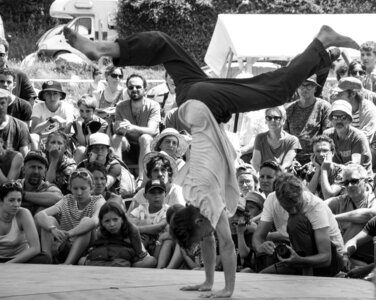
199, 288, 233, 298
180, 281, 212, 292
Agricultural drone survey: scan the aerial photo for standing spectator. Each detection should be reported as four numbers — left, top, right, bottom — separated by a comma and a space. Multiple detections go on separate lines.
326, 164, 376, 267
0, 89, 30, 157
30, 81, 74, 150
284, 75, 331, 165
252, 106, 301, 173
113, 74, 161, 183
17, 151, 63, 215
0, 68, 32, 122
323, 100, 372, 174
0, 38, 36, 104
303, 135, 343, 200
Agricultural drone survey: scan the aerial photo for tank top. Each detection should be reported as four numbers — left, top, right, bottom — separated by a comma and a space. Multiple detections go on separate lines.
98, 89, 123, 109
0, 217, 28, 259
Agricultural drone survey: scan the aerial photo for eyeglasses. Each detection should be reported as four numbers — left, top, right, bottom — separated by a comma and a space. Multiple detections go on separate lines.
70, 170, 91, 179
343, 178, 365, 186
110, 73, 123, 79
265, 116, 282, 121
1, 181, 22, 189
331, 115, 348, 121
350, 70, 365, 76
0, 53, 6, 57
128, 85, 143, 90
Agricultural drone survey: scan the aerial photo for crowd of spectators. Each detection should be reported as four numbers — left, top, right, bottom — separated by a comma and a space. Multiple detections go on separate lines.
1, 35, 376, 282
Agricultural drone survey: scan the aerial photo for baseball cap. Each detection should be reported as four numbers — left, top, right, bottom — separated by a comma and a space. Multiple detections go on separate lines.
330, 100, 353, 121
244, 191, 265, 210
38, 80, 66, 101
24, 151, 48, 168
89, 133, 110, 147
145, 179, 166, 193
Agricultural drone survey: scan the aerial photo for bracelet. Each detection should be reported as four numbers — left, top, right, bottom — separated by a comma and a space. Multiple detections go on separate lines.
48, 225, 56, 232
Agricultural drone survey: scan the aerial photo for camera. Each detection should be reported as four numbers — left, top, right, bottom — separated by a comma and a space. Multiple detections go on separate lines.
231, 207, 251, 226
274, 242, 291, 259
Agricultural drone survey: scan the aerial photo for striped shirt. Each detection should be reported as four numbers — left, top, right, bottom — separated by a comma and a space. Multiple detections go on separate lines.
352, 110, 360, 128
54, 194, 105, 231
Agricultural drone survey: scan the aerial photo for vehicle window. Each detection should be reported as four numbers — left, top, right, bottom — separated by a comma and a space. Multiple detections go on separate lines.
73, 18, 92, 35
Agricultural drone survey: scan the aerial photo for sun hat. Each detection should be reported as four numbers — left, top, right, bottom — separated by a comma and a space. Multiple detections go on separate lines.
303, 74, 321, 87
143, 151, 178, 180
145, 179, 167, 193
38, 80, 66, 101
24, 151, 48, 168
244, 191, 265, 210
151, 128, 189, 158
334, 77, 363, 93
329, 100, 353, 121
89, 132, 110, 147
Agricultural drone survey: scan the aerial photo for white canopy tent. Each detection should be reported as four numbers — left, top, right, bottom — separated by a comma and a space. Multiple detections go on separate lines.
204, 14, 372, 77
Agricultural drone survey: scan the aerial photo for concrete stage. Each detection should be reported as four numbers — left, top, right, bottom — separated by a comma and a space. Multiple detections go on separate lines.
0, 264, 374, 299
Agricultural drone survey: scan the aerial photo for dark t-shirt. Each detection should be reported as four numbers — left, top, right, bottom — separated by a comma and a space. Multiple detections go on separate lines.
0, 116, 31, 151
0, 149, 18, 176
7, 97, 32, 122
363, 216, 376, 236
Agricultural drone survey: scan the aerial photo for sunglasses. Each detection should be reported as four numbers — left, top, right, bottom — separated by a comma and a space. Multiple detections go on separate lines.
1, 181, 22, 189
110, 73, 123, 79
350, 70, 365, 76
70, 170, 91, 179
128, 85, 143, 90
331, 115, 348, 121
343, 178, 365, 186
265, 116, 282, 121
0, 53, 6, 57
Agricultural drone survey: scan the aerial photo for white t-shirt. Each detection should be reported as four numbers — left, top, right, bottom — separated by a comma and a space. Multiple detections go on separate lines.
261, 191, 345, 254
32, 101, 75, 123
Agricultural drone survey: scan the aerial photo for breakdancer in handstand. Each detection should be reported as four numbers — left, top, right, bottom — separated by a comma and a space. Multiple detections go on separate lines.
64, 25, 358, 298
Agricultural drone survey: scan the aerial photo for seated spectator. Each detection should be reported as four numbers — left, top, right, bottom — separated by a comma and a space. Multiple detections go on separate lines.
35, 169, 106, 264
80, 201, 156, 267
331, 77, 376, 144
347, 59, 376, 104
44, 131, 77, 195
150, 128, 189, 170
258, 161, 281, 198
344, 216, 376, 279
0, 68, 32, 122
86, 162, 123, 207
323, 100, 372, 174
164, 107, 191, 134
30, 81, 74, 150
95, 65, 125, 120
112, 74, 161, 184
284, 75, 331, 165
253, 173, 345, 276
325, 164, 376, 267
78, 133, 122, 194
0, 137, 23, 184
302, 135, 343, 200
252, 106, 301, 172
0, 181, 50, 264
17, 151, 63, 215
129, 179, 170, 267
127, 151, 185, 212
359, 41, 376, 93
72, 94, 108, 163
0, 89, 30, 157
87, 65, 106, 97
0, 38, 36, 104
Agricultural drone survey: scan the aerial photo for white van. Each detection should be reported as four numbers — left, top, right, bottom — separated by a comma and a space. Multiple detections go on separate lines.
37, 0, 118, 59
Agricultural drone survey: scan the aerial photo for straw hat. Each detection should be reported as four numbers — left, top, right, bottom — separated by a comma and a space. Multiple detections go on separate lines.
151, 128, 189, 158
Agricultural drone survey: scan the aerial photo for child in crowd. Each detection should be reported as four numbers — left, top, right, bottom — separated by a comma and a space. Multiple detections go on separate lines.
0, 181, 50, 264
30, 80, 74, 150
81, 201, 156, 267
129, 179, 170, 267
72, 94, 108, 163
44, 131, 77, 195
35, 168, 105, 264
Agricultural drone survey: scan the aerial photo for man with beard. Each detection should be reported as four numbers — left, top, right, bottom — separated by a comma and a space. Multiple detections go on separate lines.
323, 100, 372, 174
17, 151, 63, 215
112, 74, 161, 184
